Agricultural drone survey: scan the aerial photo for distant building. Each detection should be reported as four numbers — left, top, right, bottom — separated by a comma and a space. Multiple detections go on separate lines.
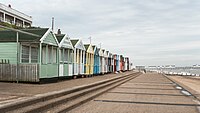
135, 66, 145, 70
148, 66, 157, 68
193, 64, 200, 68
164, 65, 175, 68
0, 3, 32, 27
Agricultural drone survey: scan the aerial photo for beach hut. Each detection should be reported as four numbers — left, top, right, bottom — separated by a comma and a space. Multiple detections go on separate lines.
111, 54, 114, 73
0, 28, 59, 82
119, 55, 122, 72
113, 54, 117, 73
108, 52, 112, 73
104, 50, 109, 74
120, 55, 125, 72
124, 57, 128, 71
113, 54, 120, 73
93, 45, 100, 75
55, 34, 74, 78
127, 57, 130, 70
117, 55, 120, 72
71, 39, 85, 77
125, 57, 130, 71
84, 44, 94, 76
99, 48, 104, 74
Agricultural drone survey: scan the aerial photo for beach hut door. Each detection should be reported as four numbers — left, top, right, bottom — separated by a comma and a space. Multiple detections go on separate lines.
59, 64, 64, 76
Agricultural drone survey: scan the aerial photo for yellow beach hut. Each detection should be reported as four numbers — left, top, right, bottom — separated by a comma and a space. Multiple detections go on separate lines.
84, 44, 94, 76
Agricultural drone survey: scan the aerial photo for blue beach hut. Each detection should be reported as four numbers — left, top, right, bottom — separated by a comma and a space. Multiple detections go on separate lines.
93, 45, 100, 75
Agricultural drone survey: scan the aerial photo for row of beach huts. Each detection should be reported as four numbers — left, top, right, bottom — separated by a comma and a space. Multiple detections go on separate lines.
0, 27, 131, 83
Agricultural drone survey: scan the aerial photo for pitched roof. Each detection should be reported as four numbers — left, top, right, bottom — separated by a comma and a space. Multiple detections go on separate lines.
70, 39, 79, 47
92, 45, 97, 52
93, 46, 100, 55
55, 34, 65, 43
97, 48, 100, 52
106, 51, 109, 54
92, 45, 95, 49
0, 28, 48, 42
84, 44, 90, 50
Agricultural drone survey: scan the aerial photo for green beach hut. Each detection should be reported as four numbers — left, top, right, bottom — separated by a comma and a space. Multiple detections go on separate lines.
0, 28, 59, 82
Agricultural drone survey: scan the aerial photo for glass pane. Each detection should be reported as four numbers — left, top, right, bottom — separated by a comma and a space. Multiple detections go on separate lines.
31, 47, 38, 63
48, 46, 52, 63
22, 59, 29, 63
21, 45, 29, 63
52, 47, 57, 63
42, 46, 46, 64
70, 51, 73, 63
64, 49, 69, 63
60, 49, 64, 63
76, 50, 78, 63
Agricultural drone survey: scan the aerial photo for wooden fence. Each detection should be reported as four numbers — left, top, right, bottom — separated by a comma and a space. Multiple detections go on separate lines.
0, 64, 39, 82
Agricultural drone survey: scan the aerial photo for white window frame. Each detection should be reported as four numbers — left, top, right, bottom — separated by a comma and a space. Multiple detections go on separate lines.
21, 44, 38, 63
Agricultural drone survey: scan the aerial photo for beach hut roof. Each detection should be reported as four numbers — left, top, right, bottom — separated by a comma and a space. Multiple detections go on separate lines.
70, 39, 85, 50
106, 51, 109, 54
97, 48, 100, 52
0, 28, 59, 46
55, 34, 65, 43
84, 44, 90, 50
99, 48, 104, 56
109, 52, 112, 58
71, 39, 79, 46
92, 45, 96, 51
0, 28, 48, 42
84, 44, 94, 53
93, 45, 99, 55
56, 34, 74, 49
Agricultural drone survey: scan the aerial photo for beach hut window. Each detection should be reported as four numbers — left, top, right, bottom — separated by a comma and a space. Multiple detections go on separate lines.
60, 49, 64, 63
42, 46, 47, 64
31, 47, 38, 63
82, 52, 84, 63
86, 53, 88, 64
64, 49, 69, 63
89, 54, 91, 64
76, 50, 79, 63
84, 53, 86, 64
21, 45, 38, 63
52, 47, 57, 63
46, 46, 57, 64
78, 50, 81, 63
48, 46, 52, 64
69, 50, 73, 63
21, 45, 30, 63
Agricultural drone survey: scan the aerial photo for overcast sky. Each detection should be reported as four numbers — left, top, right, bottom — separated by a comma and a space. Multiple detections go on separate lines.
2, 0, 200, 67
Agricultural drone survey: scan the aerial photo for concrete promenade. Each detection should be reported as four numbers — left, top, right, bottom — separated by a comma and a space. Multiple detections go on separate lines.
0, 71, 133, 106
69, 73, 200, 113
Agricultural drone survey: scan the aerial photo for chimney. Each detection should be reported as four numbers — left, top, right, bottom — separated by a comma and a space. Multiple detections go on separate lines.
51, 17, 54, 32
57, 29, 61, 34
